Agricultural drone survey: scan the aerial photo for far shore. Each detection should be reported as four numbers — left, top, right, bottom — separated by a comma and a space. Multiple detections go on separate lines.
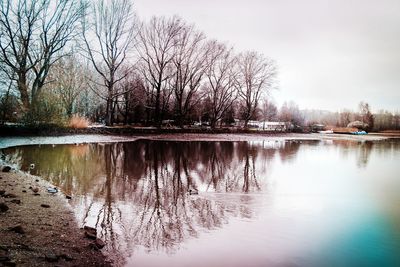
0, 132, 398, 150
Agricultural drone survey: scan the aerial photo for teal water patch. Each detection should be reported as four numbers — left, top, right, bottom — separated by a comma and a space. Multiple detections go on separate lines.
310, 214, 399, 267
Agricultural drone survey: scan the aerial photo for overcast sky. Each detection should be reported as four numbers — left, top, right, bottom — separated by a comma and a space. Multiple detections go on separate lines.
135, 0, 400, 112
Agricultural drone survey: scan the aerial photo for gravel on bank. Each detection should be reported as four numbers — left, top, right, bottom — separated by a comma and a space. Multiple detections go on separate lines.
0, 169, 111, 267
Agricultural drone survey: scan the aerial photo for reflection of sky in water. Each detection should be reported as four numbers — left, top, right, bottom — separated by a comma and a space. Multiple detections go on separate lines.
2, 139, 400, 267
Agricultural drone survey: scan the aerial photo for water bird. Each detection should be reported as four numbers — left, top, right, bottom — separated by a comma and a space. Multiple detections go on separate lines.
47, 187, 58, 194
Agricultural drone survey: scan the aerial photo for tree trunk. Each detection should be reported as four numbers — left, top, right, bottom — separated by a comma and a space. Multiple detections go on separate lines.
177, 109, 184, 128
124, 93, 129, 125
105, 98, 112, 126
210, 118, 216, 129
244, 108, 252, 128
155, 88, 161, 128
110, 98, 117, 125
1, 80, 13, 124
66, 103, 73, 118
17, 73, 30, 111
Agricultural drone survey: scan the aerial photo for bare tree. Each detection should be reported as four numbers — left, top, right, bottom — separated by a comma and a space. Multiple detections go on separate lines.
172, 23, 207, 127
373, 110, 390, 131
0, 75, 18, 123
339, 109, 352, 127
235, 51, 276, 127
262, 99, 278, 121
115, 69, 145, 125
48, 54, 87, 117
279, 101, 304, 129
203, 41, 237, 129
82, 0, 136, 126
137, 16, 183, 127
359, 101, 374, 131
0, 0, 85, 113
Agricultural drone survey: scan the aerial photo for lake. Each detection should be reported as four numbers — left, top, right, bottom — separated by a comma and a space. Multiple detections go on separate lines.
2, 139, 400, 267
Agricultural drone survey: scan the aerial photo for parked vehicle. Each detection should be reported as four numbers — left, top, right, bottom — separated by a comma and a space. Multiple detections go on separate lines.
351, 131, 367, 135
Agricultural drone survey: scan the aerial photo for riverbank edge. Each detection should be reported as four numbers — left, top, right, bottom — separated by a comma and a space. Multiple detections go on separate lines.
1, 124, 397, 138
0, 124, 289, 137
0, 168, 112, 266
0, 132, 397, 150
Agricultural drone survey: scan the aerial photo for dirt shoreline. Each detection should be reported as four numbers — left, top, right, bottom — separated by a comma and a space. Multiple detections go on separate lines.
0, 168, 111, 267
0, 132, 399, 267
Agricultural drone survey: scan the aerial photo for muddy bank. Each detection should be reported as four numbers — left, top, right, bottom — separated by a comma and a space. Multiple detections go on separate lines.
0, 169, 111, 267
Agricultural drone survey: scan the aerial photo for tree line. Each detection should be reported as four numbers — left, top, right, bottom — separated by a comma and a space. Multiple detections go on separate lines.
258, 100, 400, 132
1, 0, 398, 132
302, 101, 400, 132
0, 0, 277, 128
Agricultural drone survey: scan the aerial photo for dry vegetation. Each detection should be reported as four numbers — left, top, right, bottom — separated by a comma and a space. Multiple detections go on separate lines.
68, 115, 90, 129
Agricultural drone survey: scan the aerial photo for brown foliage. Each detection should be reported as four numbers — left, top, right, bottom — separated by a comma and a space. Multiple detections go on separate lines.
68, 115, 90, 129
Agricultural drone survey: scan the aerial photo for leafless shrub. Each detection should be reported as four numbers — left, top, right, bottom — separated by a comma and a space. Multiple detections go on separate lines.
69, 114, 90, 129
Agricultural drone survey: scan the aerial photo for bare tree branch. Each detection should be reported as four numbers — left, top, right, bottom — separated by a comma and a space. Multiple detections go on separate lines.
0, 0, 86, 113
81, 0, 136, 126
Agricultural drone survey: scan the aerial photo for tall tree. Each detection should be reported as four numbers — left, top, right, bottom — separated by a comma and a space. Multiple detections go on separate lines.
359, 101, 374, 131
339, 109, 352, 127
0, 76, 18, 123
0, 0, 85, 113
262, 99, 278, 121
49, 55, 87, 117
203, 41, 237, 129
116, 69, 145, 125
279, 101, 304, 128
235, 51, 276, 127
172, 23, 207, 127
137, 16, 183, 127
82, 0, 136, 126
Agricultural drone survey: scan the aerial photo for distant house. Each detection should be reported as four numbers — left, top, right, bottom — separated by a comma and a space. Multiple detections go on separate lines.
234, 120, 287, 131
261, 121, 287, 131
311, 124, 325, 132
347, 120, 368, 130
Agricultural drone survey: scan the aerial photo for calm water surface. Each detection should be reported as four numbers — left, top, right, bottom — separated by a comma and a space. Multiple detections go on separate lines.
2, 139, 400, 267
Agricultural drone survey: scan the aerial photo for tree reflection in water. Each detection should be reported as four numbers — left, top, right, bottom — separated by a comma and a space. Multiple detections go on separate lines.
1, 139, 388, 264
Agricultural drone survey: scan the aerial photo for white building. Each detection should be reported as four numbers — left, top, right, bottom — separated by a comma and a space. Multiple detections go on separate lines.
234, 120, 287, 131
